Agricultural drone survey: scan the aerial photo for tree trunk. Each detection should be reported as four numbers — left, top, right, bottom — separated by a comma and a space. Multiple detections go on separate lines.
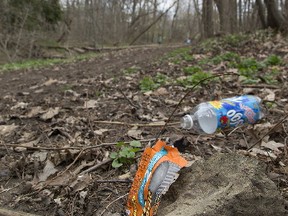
285, 0, 288, 19
255, 0, 267, 28
264, 0, 288, 31
214, 0, 230, 33
230, 0, 237, 33
202, 0, 214, 38
238, 0, 242, 30
170, 0, 179, 41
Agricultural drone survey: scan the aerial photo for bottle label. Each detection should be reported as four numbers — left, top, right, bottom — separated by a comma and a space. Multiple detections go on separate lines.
209, 95, 261, 130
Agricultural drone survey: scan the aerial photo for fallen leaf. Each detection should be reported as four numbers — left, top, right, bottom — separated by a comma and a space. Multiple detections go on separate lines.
153, 87, 169, 96
127, 127, 143, 139
0, 124, 18, 136
35, 89, 44, 94
250, 148, 277, 159
211, 144, 222, 152
27, 106, 44, 118
143, 91, 153, 96
32, 151, 48, 162
38, 160, 58, 182
262, 89, 275, 101
65, 89, 80, 97
164, 99, 178, 105
118, 172, 131, 180
43, 78, 58, 86
70, 174, 92, 192
15, 138, 41, 152
11, 102, 29, 110
84, 100, 98, 108
94, 129, 110, 136
261, 140, 284, 153
243, 88, 255, 94
80, 190, 88, 199
40, 107, 60, 120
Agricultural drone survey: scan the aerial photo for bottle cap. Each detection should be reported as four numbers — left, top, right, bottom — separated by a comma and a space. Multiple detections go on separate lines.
180, 114, 193, 129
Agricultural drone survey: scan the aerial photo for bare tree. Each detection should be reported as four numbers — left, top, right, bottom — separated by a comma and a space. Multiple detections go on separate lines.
214, 0, 238, 34
202, 0, 214, 38
264, 0, 288, 31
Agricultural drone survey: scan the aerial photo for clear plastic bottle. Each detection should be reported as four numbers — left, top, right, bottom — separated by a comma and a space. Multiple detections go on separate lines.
180, 95, 264, 134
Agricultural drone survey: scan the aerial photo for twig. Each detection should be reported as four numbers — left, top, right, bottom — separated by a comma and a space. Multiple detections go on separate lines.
0, 182, 22, 194
79, 158, 112, 175
101, 83, 140, 109
227, 125, 242, 136
117, 87, 141, 109
94, 120, 178, 127
0, 137, 10, 155
0, 138, 155, 151
0, 207, 40, 216
94, 179, 132, 183
99, 193, 128, 216
240, 84, 279, 89
247, 113, 288, 151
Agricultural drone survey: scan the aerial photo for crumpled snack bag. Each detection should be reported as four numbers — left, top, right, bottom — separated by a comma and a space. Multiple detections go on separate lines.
126, 140, 187, 216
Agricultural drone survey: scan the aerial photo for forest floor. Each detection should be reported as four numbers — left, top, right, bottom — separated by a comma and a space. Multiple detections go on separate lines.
0, 31, 288, 216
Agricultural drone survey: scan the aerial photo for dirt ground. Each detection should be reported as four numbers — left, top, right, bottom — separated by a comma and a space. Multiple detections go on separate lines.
0, 36, 288, 216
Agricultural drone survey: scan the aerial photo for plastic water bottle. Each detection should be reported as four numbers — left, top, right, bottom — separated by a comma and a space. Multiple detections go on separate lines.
180, 95, 264, 134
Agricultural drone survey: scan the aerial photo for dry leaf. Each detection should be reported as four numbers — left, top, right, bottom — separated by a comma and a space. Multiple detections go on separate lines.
118, 172, 131, 180
84, 100, 98, 108
261, 140, 284, 153
27, 106, 44, 118
11, 102, 28, 110
127, 127, 143, 139
0, 124, 18, 136
15, 138, 41, 152
94, 129, 109, 136
153, 87, 169, 96
262, 89, 275, 101
40, 107, 60, 120
250, 148, 277, 159
32, 151, 48, 162
38, 160, 58, 182
43, 78, 58, 86
70, 174, 92, 192
164, 99, 178, 105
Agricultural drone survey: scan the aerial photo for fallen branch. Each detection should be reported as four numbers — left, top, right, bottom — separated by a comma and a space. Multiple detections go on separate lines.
79, 158, 113, 175
0, 208, 40, 216
94, 179, 132, 183
0, 138, 156, 151
240, 84, 279, 89
94, 120, 178, 127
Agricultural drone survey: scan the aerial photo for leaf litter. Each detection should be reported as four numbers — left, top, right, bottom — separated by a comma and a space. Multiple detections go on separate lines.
0, 32, 288, 215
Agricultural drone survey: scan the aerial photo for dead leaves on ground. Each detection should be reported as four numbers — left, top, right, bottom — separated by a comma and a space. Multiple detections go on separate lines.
0, 31, 288, 214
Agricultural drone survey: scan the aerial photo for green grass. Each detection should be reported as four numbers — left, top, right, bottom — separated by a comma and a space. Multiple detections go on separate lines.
210, 52, 240, 65
183, 66, 202, 75
123, 66, 140, 74
110, 141, 141, 168
177, 71, 213, 88
0, 52, 100, 72
139, 73, 170, 92
139, 76, 160, 92
0, 58, 63, 71
164, 47, 193, 63
264, 54, 282, 66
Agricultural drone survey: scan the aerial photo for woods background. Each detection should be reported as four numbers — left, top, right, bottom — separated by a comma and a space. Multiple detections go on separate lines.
0, 0, 288, 63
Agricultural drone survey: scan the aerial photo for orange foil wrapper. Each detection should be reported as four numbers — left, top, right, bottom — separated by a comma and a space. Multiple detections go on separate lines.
126, 140, 187, 216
